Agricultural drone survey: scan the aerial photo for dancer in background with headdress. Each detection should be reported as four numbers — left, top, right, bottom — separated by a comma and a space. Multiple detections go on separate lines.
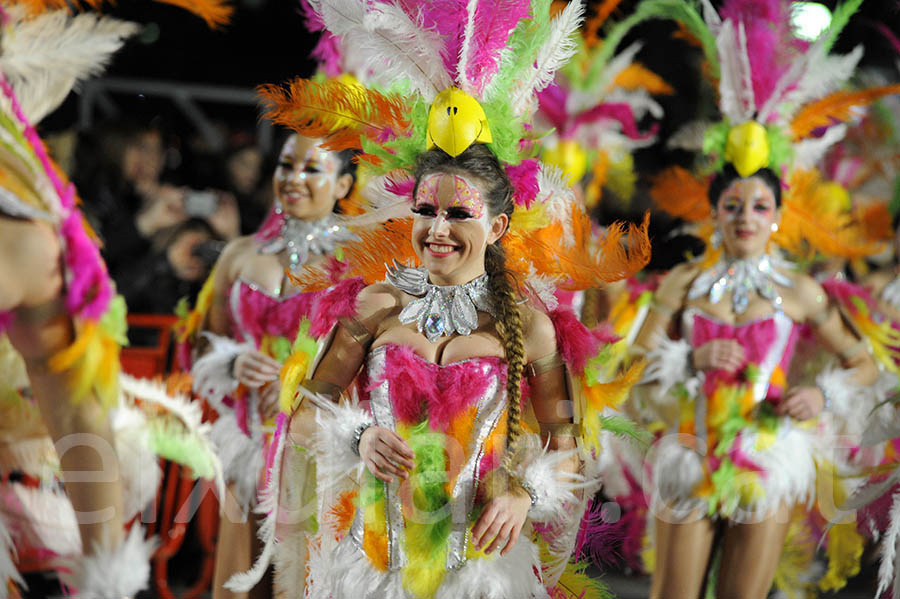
621, 0, 900, 596
225, 1, 653, 597
0, 1, 230, 596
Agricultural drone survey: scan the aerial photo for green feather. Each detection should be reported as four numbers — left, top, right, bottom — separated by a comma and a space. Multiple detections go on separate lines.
821, 0, 864, 54
148, 419, 216, 480
101, 294, 129, 347
597, 414, 652, 447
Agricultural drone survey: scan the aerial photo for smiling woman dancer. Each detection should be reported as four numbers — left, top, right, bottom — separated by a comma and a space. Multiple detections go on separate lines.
222, 1, 656, 597
186, 131, 357, 599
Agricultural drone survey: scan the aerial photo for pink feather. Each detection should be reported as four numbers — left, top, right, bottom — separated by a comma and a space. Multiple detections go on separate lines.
720, 0, 802, 109
254, 205, 286, 243
374, 345, 438, 424
61, 210, 113, 320
463, 0, 533, 95
505, 159, 540, 208
727, 434, 767, 475
309, 276, 366, 338
236, 283, 316, 346
572, 103, 657, 141
870, 20, 900, 55
0, 310, 12, 333
536, 84, 572, 135
386, 173, 416, 202
398, 0, 469, 81
549, 308, 620, 375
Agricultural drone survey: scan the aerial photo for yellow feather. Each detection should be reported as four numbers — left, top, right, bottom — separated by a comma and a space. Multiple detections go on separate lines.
48, 320, 120, 409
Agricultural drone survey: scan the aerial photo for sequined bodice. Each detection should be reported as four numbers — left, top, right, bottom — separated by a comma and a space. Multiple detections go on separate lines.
352, 343, 509, 572
227, 279, 318, 348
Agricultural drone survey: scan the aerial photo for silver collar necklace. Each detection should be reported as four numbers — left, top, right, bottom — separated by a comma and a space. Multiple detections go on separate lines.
259, 213, 356, 272
386, 262, 496, 342
688, 253, 794, 314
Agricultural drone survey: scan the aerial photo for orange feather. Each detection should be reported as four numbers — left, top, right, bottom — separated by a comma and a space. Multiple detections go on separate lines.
257, 78, 410, 152
584, 0, 626, 46
650, 166, 711, 222
614, 63, 674, 95
856, 202, 894, 243
155, 0, 232, 28
792, 84, 900, 140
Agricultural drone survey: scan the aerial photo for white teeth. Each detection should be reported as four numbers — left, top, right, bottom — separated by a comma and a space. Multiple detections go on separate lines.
427, 243, 456, 254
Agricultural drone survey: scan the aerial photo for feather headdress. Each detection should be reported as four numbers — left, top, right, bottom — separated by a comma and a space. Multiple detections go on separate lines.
536, 4, 673, 207
629, 0, 898, 180
267, 0, 651, 295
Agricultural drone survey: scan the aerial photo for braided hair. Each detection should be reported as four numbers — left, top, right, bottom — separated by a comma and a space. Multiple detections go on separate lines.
413, 145, 526, 470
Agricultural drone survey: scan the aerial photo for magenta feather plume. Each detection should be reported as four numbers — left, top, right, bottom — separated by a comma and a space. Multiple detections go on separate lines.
536, 84, 571, 134
61, 210, 113, 320
572, 103, 657, 141
720, 0, 802, 110
463, 0, 533, 95
548, 308, 621, 376
309, 276, 366, 338
399, 0, 469, 81
299, 0, 344, 76
505, 159, 540, 208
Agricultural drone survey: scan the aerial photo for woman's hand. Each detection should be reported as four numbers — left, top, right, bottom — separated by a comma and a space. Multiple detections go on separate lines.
472, 488, 531, 556
359, 426, 416, 483
233, 350, 281, 388
776, 386, 825, 421
259, 380, 281, 421
692, 339, 745, 373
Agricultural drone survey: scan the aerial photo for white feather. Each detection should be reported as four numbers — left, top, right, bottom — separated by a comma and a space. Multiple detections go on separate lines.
757, 32, 827, 124
642, 335, 693, 398
191, 332, 250, 408
793, 124, 847, 170
780, 45, 864, 119
347, 3, 451, 101
594, 42, 643, 100
667, 120, 715, 151
879, 490, 900, 599
509, 0, 585, 116
457, 0, 479, 93
0, 514, 25, 598
119, 374, 225, 498
606, 87, 664, 119
109, 406, 162, 519
209, 414, 264, 511
700, 0, 722, 30
0, 9, 139, 124
518, 444, 590, 523
315, 0, 366, 37
2, 484, 81, 557
58, 525, 158, 599
716, 20, 755, 123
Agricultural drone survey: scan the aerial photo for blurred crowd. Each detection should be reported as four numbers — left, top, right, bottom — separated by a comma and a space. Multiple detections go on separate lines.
58, 118, 280, 316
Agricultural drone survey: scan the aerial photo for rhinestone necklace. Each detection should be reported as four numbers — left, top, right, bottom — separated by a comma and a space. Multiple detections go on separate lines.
259, 213, 357, 272
387, 262, 496, 342
688, 253, 794, 314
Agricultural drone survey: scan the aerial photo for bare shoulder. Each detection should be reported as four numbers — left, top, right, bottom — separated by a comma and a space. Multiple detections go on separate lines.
216, 235, 256, 277
784, 270, 827, 318
521, 305, 557, 362
656, 261, 701, 306
356, 283, 402, 320
863, 269, 893, 296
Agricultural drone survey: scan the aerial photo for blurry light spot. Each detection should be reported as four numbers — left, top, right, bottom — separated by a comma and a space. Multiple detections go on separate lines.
139, 22, 161, 44
791, 2, 832, 41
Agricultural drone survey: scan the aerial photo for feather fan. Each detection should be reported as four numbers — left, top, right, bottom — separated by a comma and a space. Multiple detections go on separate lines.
257, 78, 410, 152
0, 9, 139, 124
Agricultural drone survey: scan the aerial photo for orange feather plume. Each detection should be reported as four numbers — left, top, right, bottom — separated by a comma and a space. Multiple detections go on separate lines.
614, 63, 674, 95
584, 0, 626, 46
12, 0, 232, 26
774, 170, 885, 261
792, 84, 900, 140
289, 218, 420, 292
856, 202, 894, 243
649, 166, 711, 222
257, 78, 410, 152
508, 209, 651, 290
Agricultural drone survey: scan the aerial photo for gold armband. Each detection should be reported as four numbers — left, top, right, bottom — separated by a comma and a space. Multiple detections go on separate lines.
538, 422, 582, 438
525, 352, 565, 378
338, 316, 374, 350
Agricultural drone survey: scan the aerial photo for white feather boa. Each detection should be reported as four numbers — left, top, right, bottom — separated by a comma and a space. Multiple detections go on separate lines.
641, 335, 697, 407
191, 333, 250, 407
58, 525, 158, 599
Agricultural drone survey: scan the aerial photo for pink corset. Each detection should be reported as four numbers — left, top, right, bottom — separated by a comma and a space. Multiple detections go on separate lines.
228, 279, 318, 348
683, 308, 799, 403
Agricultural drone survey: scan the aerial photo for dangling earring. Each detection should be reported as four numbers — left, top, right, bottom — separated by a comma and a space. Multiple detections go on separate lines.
771, 222, 779, 233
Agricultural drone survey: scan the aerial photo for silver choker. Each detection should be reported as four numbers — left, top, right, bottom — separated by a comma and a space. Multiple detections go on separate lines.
387, 262, 496, 342
688, 254, 793, 314
259, 214, 356, 272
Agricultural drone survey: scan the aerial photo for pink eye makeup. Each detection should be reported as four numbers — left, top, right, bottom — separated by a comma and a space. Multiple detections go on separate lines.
412, 173, 485, 220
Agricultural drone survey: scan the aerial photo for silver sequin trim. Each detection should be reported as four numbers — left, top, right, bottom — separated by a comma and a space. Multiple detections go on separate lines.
688, 254, 793, 314
259, 213, 357, 273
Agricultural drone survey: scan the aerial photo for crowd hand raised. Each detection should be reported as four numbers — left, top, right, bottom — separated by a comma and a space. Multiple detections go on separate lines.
135, 185, 188, 236
232, 350, 281, 388
776, 386, 825, 421
692, 339, 745, 373
471, 488, 531, 556
359, 426, 416, 483
259, 380, 282, 421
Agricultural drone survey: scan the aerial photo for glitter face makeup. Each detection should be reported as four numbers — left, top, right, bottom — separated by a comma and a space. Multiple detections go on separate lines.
273, 134, 342, 220
411, 172, 503, 285
715, 176, 779, 259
